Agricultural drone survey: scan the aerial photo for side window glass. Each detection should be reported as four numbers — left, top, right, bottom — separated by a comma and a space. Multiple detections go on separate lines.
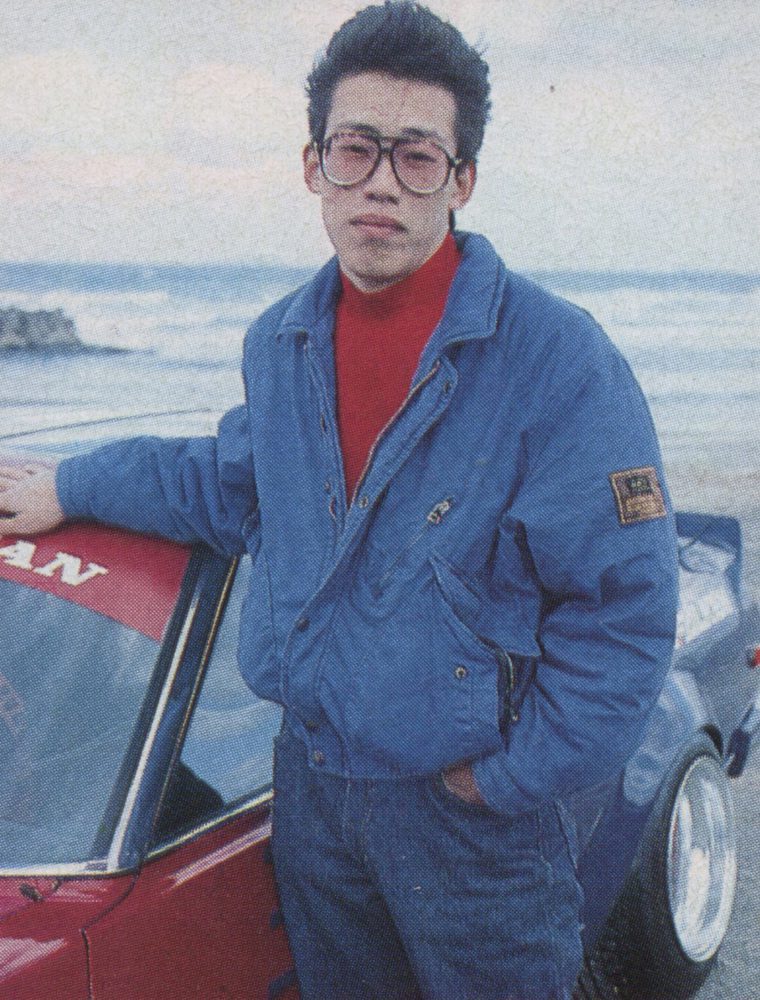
153, 557, 282, 844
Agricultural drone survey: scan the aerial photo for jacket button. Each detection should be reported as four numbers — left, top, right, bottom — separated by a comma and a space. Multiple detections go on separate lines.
305, 720, 319, 732
358, 495, 369, 509
324, 480, 332, 494
312, 750, 326, 766
454, 665, 468, 679
443, 380, 452, 394
295, 616, 310, 631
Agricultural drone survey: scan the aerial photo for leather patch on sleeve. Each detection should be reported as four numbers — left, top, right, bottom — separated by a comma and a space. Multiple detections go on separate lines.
609, 467, 667, 526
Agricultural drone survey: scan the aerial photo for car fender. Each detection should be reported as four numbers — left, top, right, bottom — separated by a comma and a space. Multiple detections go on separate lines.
623, 668, 716, 809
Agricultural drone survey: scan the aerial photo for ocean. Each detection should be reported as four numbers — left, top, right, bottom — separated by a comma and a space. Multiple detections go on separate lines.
1, 260, 759, 594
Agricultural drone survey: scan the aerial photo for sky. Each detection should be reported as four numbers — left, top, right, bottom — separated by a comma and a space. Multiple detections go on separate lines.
0, 0, 757, 272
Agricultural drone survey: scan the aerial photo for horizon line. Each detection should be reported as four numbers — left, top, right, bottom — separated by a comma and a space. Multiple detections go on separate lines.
0, 258, 758, 280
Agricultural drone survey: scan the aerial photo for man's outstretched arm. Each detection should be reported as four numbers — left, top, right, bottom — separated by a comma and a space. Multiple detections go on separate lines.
0, 405, 257, 557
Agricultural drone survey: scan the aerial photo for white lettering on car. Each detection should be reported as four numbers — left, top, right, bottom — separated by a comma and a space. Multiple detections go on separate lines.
0, 541, 36, 570
33, 552, 108, 587
0, 541, 108, 587
675, 585, 736, 648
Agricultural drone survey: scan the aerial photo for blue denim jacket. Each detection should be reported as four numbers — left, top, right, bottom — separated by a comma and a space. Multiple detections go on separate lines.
57, 232, 679, 815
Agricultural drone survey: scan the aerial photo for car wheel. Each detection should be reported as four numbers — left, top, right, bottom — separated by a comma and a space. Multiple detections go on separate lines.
575, 734, 737, 1000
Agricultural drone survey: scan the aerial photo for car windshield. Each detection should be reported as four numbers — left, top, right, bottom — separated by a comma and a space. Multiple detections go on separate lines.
0, 580, 161, 870
0, 524, 189, 871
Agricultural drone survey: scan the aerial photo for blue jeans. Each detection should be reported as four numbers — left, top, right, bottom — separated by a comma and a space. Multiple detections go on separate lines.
270, 724, 583, 1000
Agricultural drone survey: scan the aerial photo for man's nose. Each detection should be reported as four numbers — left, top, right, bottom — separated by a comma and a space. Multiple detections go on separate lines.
363, 148, 401, 198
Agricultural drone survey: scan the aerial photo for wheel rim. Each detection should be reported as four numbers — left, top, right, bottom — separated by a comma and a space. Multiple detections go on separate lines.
666, 754, 737, 962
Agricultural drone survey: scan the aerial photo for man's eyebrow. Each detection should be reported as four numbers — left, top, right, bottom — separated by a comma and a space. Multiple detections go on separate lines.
331, 121, 445, 142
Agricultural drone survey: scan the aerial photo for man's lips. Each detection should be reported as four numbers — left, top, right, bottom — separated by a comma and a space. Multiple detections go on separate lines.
350, 214, 406, 233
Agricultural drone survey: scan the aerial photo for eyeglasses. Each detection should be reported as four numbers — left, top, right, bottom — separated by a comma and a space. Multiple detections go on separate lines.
319, 130, 462, 195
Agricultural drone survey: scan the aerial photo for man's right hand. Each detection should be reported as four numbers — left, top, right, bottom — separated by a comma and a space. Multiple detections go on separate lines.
0, 463, 65, 536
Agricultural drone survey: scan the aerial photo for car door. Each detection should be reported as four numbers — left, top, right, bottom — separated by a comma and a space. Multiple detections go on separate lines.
85, 557, 298, 1000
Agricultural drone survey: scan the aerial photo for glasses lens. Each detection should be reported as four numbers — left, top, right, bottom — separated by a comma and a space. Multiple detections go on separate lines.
323, 132, 378, 186
392, 139, 449, 193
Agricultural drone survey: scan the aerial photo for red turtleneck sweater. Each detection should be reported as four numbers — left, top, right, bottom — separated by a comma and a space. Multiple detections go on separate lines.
335, 233, 461, 500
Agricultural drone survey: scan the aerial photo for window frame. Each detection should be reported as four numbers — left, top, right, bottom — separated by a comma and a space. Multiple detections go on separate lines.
145, 554, 277, 861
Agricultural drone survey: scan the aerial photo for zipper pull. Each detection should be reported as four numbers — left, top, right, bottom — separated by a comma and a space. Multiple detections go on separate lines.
427, 497, 453, 525
495, 648, 519, 723
506, 652, 520, 722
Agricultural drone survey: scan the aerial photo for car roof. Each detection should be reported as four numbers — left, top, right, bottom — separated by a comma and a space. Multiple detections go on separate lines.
0, 408, 223, 457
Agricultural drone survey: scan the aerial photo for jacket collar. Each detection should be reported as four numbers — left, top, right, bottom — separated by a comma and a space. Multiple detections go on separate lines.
278, 231, 507, 353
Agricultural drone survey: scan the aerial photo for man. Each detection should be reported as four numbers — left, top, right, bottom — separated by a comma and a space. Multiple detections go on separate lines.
0, 3, 678, 998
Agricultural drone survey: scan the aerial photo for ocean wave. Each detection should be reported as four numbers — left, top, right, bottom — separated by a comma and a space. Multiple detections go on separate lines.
535, 270, 760, 296
0, 343, 130, 356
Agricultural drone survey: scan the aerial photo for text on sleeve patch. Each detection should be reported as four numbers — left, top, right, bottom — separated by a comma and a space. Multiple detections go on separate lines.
609, 466, 667, 526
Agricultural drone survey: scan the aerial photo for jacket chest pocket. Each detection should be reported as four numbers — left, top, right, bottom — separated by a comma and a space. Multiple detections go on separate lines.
367, 496, 456, 599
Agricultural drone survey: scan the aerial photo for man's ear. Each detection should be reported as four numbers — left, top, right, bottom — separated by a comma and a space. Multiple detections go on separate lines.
303, 143, 322, 194
449, 161, 476, 212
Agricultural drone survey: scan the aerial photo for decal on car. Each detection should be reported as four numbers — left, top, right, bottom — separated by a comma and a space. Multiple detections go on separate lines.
0, 524, 190, 640
675, 584, 737, 647
0, 540, 108, 586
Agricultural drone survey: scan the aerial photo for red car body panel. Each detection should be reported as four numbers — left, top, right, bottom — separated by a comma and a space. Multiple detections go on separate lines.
85, 809, 297, 1000
0, 876, 134, 1000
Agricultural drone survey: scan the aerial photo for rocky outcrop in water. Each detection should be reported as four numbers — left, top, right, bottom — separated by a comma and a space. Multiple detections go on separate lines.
0, 307, 83, 349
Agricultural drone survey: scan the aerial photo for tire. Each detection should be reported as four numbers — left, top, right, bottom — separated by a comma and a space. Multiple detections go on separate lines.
575, 734, 737, 1000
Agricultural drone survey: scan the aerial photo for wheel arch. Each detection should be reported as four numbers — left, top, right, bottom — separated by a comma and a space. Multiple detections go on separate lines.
622, 668, 721, 810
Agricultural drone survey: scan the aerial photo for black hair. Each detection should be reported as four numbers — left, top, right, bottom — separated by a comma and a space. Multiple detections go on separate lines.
306, 2, 491, 163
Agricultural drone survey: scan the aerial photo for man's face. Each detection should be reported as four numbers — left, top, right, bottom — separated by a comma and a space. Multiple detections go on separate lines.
304, 72, 475, 293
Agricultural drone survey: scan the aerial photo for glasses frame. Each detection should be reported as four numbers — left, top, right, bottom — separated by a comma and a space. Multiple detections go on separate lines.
318, 130, 463, 195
